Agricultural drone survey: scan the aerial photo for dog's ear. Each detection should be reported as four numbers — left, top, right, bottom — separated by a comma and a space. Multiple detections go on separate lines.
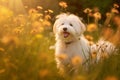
53, 13, 67, 34
53, 22, 56, 34
79, 20, 86, 34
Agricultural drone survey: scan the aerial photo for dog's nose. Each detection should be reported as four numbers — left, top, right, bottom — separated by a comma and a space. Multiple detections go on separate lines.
63, 28, 67, 31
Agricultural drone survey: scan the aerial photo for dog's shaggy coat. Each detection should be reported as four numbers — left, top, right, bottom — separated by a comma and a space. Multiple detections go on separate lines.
53, 14, 90, 73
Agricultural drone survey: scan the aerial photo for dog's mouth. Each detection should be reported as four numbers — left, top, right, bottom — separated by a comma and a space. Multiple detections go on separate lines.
63, 32, 70, 38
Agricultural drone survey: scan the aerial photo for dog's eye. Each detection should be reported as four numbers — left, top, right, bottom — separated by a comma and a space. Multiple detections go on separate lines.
61, 23, 64, 25
70, 23, 73, 26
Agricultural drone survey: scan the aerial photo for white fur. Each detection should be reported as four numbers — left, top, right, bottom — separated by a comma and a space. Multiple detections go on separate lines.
53, 13, 90, 72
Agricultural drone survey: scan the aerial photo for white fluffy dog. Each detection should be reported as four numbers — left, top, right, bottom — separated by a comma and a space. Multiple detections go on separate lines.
53, 13, 90, 74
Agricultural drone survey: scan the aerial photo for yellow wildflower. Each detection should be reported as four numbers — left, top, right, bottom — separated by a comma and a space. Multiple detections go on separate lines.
1, 35, 19, 45
111, 8, 119, 13
113, 3, 119, 8
104, 76, 118, 80
48, 9, 54, 13
57, 54, 68, 61
91, 52, 97, 59
87, 23, 98, 32
85, 35, 93, 41
0, 69, 5, 74
24, 6, 28, 9
59, 1, 68, 8
83, 8, 92, 14
71, 56, 82, 66
37, 6, 43, 10
93, 12, 101, 20
106, 12, 111, 17
35, 34, 43, 39
39, 69, 50, 78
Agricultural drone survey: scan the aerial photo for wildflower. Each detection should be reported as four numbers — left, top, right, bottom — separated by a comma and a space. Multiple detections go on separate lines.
13, 28, 23, 34
48, 9, 53, 13
0, 48, 5, 52
0, 69, 5, 74
102, 28, 114, 40
36, 13, 43, 17
88, 12, 93, 17
71, 56, 82, 66
39, 18, 43, 22
30, 29, 38, 34
40, 54, 49, 61
45, 14, 51, 20
87, 23, 98, 32
37, 6, 43, 10
44, 10, 48, 13
35, 34, 43, 39
106, 12, 111, 17
73, 76, 86, 80
32, 21, 44, 33
1, 35, 19, 45
113, 3, 119, 8
83, 8, 92, 14
104, 76, 118, 80
57, 54, 68, 61
43, 20, 51, 27
59, 1, 68, 8
85, 35, 93, 41
91, 52, 97, 59
111, 8, 119, 13
93, 12, 101, 20
39, 69, 50, 78
24, 6, 28, 9
89, 41, 94, 46
112, 15, 120, 26
28, 8, 37, 15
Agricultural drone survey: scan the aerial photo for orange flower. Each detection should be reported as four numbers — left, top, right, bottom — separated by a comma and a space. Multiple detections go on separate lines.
87, 23, 98, 32
37, 6, 43, 10
111, 8, 119, 13
71, 56, 82, 66
59, 1, 68, 8
85, 35, 93, 41
83, 8, 92, 14
106, 12, 111, 17
48, 9, 53, 13
91, 52, 97, 59
56, 54, 68, 61
104, 76, 118, 80
93, 12, 101, 20
39, 69, 50, 78
113, 4, 119, 8
0, 69, 5, 74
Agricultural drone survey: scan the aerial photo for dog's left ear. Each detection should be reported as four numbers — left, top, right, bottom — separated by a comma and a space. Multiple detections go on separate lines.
79, 20, 86, 34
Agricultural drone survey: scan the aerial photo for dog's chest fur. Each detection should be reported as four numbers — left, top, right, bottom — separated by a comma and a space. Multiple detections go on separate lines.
55, 37, 90, 64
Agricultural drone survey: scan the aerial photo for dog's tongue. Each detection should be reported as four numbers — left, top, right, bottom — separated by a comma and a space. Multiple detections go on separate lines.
63, 32, 69, 38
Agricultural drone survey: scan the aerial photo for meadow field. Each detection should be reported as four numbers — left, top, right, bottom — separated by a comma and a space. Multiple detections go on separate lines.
0, 0, 120, 80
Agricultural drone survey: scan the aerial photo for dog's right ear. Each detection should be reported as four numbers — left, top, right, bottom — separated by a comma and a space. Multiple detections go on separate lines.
53, 22, 56, 34
53, 13, 68, 34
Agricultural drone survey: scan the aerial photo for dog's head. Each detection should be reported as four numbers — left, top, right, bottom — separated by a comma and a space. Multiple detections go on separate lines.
53, 13, 86, 42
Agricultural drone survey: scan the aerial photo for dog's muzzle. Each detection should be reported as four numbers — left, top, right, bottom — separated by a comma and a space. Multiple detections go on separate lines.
63, 32, 70, 38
